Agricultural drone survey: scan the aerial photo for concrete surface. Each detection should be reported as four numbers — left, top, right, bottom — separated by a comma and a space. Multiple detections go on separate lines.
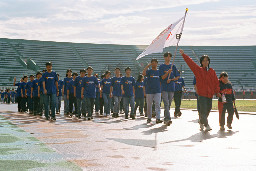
0, 103, 256, 171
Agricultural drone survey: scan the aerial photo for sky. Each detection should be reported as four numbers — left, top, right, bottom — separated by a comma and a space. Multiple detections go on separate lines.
0, 0, 255, 46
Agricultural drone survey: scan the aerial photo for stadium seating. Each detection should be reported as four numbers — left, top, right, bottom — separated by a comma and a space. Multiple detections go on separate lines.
0, 38, 255, 91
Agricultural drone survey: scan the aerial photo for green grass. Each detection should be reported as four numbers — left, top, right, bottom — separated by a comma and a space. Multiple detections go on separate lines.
167, 100, 256, 112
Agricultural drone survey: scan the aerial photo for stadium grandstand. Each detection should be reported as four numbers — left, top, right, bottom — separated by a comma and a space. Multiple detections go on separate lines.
0, 38, 255, 92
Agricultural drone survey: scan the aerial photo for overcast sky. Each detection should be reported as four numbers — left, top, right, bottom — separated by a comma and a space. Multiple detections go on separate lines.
0, 0, 255, 46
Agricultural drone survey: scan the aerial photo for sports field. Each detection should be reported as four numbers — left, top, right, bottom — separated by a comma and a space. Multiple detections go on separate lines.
169, 100, 256, 112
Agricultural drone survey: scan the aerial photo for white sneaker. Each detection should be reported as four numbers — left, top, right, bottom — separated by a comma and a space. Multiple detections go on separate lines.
200, 123, 204, 131
205, 125, 212, 132
72, 115, 77, 120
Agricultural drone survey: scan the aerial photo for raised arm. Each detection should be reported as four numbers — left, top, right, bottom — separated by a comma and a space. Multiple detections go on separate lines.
142, 63, 151, 76
13, 77, 16, 86
179, 49, 200, 77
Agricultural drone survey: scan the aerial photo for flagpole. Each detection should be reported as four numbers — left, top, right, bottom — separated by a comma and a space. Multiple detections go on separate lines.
169, 8, 188, 79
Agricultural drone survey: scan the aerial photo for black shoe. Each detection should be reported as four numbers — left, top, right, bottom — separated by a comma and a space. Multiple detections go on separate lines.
174, 112, 178, 118
156, 119, 163, 124
178, 112, 182, 117
125, 115, 128, 119
51, 117, 56, 121
152, 113, 156, 118
147, 119, 151, 123
164, 120, 172, 125
131, 115, 135, 120
227, 123, 232, 129
46, 117, 50, 120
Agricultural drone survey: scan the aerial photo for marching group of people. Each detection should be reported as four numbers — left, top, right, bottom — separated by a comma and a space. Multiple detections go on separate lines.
0, 88, 16, 104
3, 49, 236, 131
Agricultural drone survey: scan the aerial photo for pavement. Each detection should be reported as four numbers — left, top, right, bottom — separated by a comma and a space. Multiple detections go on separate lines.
0, 103, 256, 171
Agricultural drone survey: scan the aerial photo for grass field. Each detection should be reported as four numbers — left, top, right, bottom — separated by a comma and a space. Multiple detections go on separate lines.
168, 100, 256, 112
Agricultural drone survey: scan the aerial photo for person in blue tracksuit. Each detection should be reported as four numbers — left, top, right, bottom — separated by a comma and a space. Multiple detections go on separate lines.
159, 52, 180, 124
110, 68, 122, 118
94, 74, 100, 114
31, 72, 41, 115
0, 90, 4, 103
38, 71, 45, 115
74, 69, 86, 118
11, 89, 16, 103
21, 76, 28, 112
174, 71, 186, 117
13, 77, 23, 111
101, 71, 112, 116
121, 67, 136, 120
42, 62, 59, 121
25, 75, 34, 114
81, 66, 99, 120
63, 69, 72, 115
6, 89, 11, 104
56, 74, 63, 114
67, 72, 78, 116
134, 74, 145, 116
143, 58, 162, 124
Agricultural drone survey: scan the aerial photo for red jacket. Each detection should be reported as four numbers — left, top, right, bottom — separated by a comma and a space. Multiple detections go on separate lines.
182, 53, 220, 98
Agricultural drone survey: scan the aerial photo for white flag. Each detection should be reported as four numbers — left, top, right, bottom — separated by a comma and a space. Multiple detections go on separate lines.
136, 15, 186, 60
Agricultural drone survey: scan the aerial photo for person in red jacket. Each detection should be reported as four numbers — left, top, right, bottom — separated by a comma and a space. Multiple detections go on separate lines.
179, 49, 221, 131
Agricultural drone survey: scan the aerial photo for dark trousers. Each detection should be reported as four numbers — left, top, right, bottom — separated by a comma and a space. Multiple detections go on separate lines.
33, 96, 40, 114
135, 98, 144, 114
86, 98, 94, 117
120, 98, 124, 112
44, 94, 56, 119
7, 97, 10, 104
198, 96, 212, 126
95, 92, 100, 112
100, 97, 104, 114
27, 96, 34, 112
218, 102, 234, 126
39, 93, 45, 115
196, 95, 200, 113
174, 91, 182, 114
69, 94, 77, 114
21, 97, 27, 112
17, 96, 22, 112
